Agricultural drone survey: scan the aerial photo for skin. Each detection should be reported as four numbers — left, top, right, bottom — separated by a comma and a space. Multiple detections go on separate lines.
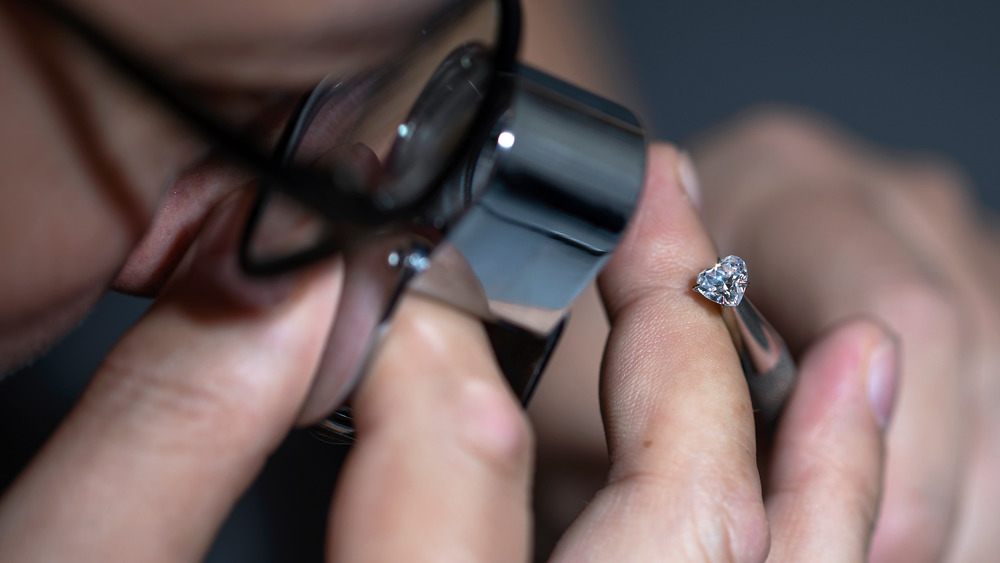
691, 109, 1000, 562
0, 137, 894, 561
519, 3, 1000, 561
0, 0, 986, 560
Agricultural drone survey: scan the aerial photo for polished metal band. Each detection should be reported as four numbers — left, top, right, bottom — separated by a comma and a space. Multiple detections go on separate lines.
694, 255, 797, 424
724, 299, 796, 424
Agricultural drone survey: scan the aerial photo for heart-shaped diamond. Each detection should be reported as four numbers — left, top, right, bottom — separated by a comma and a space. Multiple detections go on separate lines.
694, 255, 748, 307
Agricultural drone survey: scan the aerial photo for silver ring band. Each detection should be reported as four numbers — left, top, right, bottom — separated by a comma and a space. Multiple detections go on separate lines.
695, 255, 797, 424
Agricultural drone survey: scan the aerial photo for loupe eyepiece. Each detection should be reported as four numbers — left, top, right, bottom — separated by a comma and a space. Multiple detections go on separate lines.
417, 65, 646, 333
311, 64, 646, 443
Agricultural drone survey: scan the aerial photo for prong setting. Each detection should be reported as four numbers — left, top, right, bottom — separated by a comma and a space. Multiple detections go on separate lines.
694, 255, 748, 307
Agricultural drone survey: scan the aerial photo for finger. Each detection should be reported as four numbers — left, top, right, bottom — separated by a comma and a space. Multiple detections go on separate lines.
328, 296, 533, 562
734, 188, 967, 563
527, 283, 611, 553
553, 145, 768, 561
766, 320, 898, 561
874, 161, 1000, 562
692, 111, 970, 561
946, 421, 1000, 562
883, 170, 1000, 562
0, 193, 342, 561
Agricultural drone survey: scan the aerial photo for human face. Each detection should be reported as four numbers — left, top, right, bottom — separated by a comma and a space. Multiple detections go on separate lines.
0, 0, 468, 374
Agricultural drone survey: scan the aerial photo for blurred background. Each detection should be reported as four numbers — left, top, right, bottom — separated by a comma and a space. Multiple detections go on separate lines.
1, 0, 997, 560
617, 0, 1000, 211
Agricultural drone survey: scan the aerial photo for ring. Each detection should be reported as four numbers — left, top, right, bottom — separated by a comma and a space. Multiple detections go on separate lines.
694, 255, 797, 424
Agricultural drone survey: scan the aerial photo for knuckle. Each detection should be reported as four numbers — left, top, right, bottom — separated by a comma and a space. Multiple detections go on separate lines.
451, 378, 534, 476
688, 490, 770, 563
614, 473, 770, 563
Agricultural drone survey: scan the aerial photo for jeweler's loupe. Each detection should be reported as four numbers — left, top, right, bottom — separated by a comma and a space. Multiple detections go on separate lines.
237, 0, 647, 442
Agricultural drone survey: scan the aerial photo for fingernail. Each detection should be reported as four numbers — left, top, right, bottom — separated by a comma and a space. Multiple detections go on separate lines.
867, 336, 900, 431
676, 150, 702, 211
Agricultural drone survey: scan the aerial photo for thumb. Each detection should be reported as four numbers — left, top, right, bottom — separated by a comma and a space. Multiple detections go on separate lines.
765, 319, 900, 561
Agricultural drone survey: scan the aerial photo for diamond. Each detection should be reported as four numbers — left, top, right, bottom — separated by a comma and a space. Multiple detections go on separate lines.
694, 255, 748, 307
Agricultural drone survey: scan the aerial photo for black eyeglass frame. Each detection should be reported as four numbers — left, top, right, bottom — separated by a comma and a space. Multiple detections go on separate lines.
24, 0, 523, 278
25, 0, 649, 444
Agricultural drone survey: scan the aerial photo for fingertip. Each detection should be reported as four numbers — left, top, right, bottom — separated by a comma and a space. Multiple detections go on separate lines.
351, 295, 531, 472
788, 319, 899, 435
766, 319, 899, 560
614, 144, 686, 255
600, 142, 718, 321
329, 297, 534, 561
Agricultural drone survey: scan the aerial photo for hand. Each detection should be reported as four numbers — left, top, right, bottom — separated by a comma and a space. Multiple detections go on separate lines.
692, 108, 1000, 562
0, 145, 896, 560
549, 145, 896, 561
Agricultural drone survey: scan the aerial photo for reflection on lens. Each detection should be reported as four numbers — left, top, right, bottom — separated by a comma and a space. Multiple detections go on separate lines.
289, 0, 497, 208
316, 142, 384, 197
380, 43, 492, 209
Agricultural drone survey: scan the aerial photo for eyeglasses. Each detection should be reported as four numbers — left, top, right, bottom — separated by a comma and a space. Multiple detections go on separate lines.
29, 0, 647, 442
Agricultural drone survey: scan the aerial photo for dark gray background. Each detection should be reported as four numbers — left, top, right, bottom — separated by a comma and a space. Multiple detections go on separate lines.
617, 0, 1000, 211
1, 1, 997, 561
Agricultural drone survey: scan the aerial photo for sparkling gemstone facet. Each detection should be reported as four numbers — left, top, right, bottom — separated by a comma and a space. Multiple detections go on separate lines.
694, 255, 748, 307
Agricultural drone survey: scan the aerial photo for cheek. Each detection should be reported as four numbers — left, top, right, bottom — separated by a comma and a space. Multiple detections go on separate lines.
0, 180, 138, 321
0, 281, 106, 377
0, 177, 138, 374
0, 8, 183, 372
0, 129, 146, 372
0, 134, 134, 377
